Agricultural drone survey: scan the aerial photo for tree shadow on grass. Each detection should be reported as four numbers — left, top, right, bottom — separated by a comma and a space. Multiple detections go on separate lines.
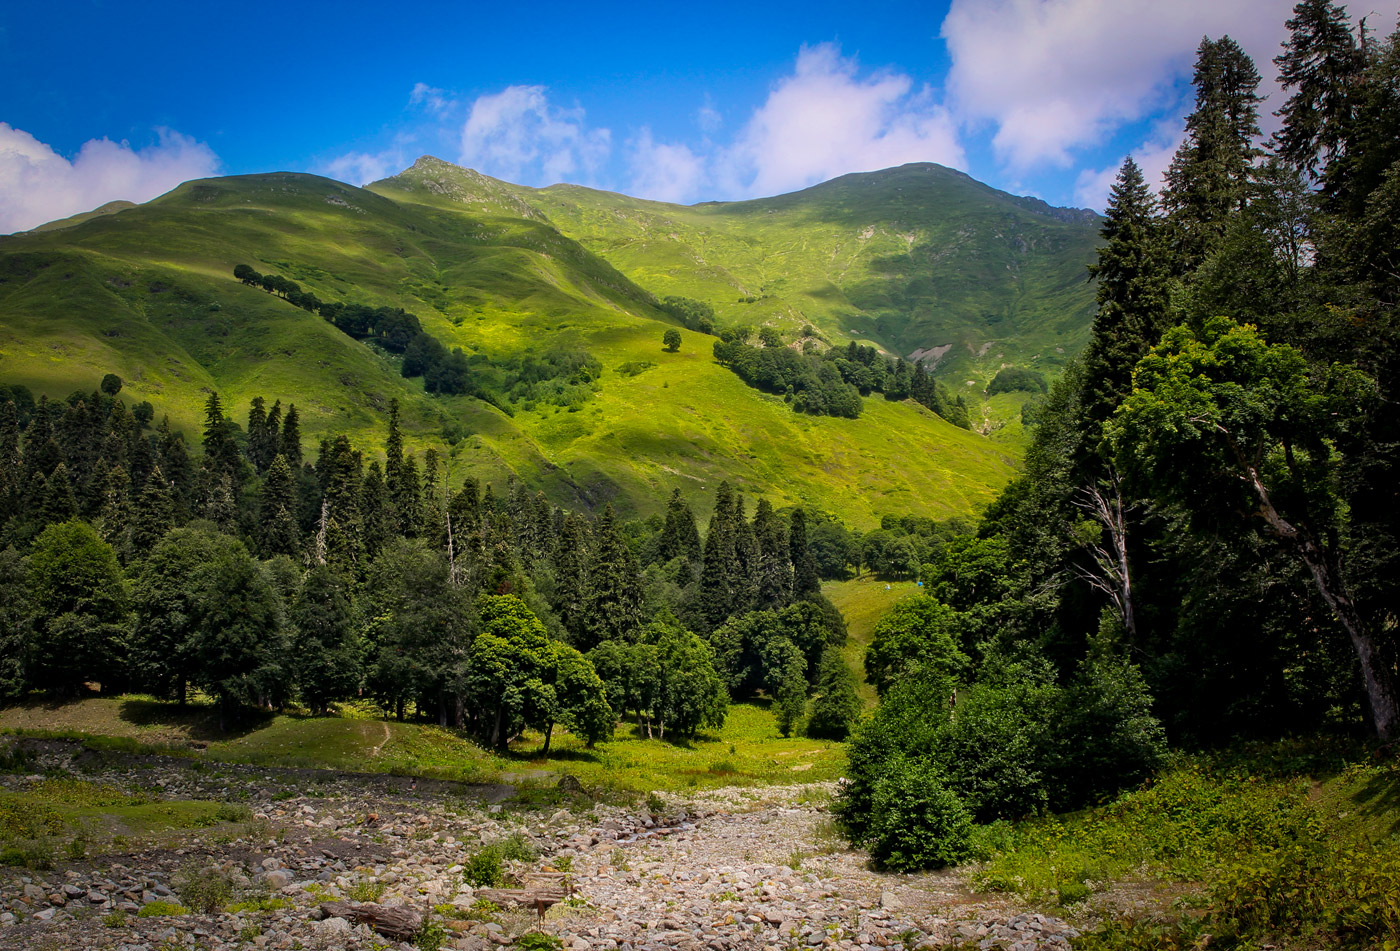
117, 698, 275, 743
1350, 767, 1400, 836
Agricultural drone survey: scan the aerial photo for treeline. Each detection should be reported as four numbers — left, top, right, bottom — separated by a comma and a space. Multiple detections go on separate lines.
233, 264, 602, 412
838, 1, 1400, 871
0, 380, 859, 743
713, 329, 970, 427
234, 264, 472, 396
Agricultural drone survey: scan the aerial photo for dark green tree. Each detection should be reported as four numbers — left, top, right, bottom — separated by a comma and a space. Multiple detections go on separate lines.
259, 455, 301, 558
25, 520, 130, 695
582, 506, 645, 649
806, 651, 861, 740
289, 566, 362, 714
1273, 0, 1363, 182
663, 328, 682, 352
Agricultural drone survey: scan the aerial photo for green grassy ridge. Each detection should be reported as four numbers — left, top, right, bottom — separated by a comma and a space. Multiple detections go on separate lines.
372, 159, 1101, 407
0, 166, 1021, 525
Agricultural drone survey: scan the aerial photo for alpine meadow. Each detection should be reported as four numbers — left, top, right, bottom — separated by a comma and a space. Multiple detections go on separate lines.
1, 2, 1399, 950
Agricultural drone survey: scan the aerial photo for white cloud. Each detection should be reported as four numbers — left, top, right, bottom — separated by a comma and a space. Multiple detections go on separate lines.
409, 82, 452, 115
324, 149, 408, 187
718, 44, 966, 198
940, 0, 1389, 169
0, 124, 219, 234
696, 97, 723, 135
459, 85, 611, 185
628, 128, 708, 203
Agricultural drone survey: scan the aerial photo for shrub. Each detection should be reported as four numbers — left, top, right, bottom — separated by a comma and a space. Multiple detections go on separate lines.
515, 932, 564, 951
137, 900, 189, 917
463, 847, 504, 887
867, 758, 973, 871
172, 863, 235, 913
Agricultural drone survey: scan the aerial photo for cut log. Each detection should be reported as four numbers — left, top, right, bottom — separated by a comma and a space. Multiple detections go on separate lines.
318, 901, 423, 940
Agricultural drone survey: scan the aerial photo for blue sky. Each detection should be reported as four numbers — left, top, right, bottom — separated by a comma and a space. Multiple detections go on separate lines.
2, 0, 1396, 232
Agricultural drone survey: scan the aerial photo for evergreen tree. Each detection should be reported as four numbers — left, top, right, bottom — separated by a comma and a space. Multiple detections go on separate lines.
658, 488, 703, 566
39, 462, 78, 526
317, 435, 364, 571
280, 404, 303, 469
790, 507, 822, 598
1163, 35, 1264, 270
753, 498, 793, 611
1081, 157, 1173, 428
360, 460, 391, 559
131, 464, 174, 553
259, 455, 301, 558
581, 506, 645, 649
1273, 0, 1363, 182
699, 482, 739, 629
552, 513, 590, 643
289, 566, 361, 714
200, 392, 242, 487
731, 494, 760, 615
97, 463, 133, 560
156, 418, 194, 520
420, 448, 445, 546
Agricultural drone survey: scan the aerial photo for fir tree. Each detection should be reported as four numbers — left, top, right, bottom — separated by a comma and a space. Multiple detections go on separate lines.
1273, 0, 1363, 182
1163, 36, 1265, 270
699, 482, 739, 629
790, 508, 822, 599
1081, 157, 1173, 427
97, 463, 133, 560
259, 455, 301, 558
552, 512, 590, 643
581, 506, 644, 649
360, 461, 391, 559
280, 404, 303, 469
40, 463, 78, 525
753, 498, 793, 611
131, 464, 174, 552
201, 392, 241, 487
731, 494, 761, 614
658, 488, 703, 565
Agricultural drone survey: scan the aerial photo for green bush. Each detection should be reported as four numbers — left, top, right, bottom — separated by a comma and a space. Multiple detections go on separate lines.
137, 899, 189, 917
463, 847, 504, 888
172, 863, 235, 913
867, 758, 973, 871
514, 932, 564, 951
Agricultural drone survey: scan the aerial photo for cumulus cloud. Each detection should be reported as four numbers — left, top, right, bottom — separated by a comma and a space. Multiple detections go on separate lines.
1073, 117, 1185, 210
719, 44, 965, 197
323, 149, 409, 187
459, 85, 611, 185
941, 0, 1348, 169
628, 128, 708, 204
696, 97, 723, 135
0, 124, 219, 234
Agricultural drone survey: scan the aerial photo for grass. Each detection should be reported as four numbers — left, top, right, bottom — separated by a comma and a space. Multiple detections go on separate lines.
970, 752, 1400, 950
823, 576, 919, 707
0, 161, 1058, 527
3, 693, 841, 797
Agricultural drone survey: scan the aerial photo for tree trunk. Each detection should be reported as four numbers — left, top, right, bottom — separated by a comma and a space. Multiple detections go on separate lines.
542, 722, 554, 756
1075, 473, 1137, 641
1242, 462, 1400, 739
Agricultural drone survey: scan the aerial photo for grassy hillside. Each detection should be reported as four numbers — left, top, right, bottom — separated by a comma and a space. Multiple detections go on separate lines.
373, 158, 1101, 434
0, 162, 1070, 525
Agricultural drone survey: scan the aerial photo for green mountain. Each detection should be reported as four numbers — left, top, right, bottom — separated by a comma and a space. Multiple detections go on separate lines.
373, 158, 1101, 421
0, 160, 1099, 527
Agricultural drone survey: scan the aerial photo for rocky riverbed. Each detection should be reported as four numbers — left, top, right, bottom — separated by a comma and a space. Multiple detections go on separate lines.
0, 742, 1079, 951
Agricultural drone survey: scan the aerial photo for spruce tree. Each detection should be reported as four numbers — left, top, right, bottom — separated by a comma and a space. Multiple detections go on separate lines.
1081, 157, 1173, 427
280, 404, 303, 469
1273, 0, 1362, 182
1162, 36, 1264, 270
131, 464, 174, 552
97, 463, 133, 560
157, 417, 194, 520
731, 493, 761, 615
699, 482, 739, 629
40, 463, 78, 525
360, 461, 391, 559
790, 508, 822, 599
259, 455, 301, 558
246, 397, 270, 471
201, 392, 241, 487
552, 512, 590, 642
753, 498, 794, 611
582, 506, 645, 649
318, 435, 364, 571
